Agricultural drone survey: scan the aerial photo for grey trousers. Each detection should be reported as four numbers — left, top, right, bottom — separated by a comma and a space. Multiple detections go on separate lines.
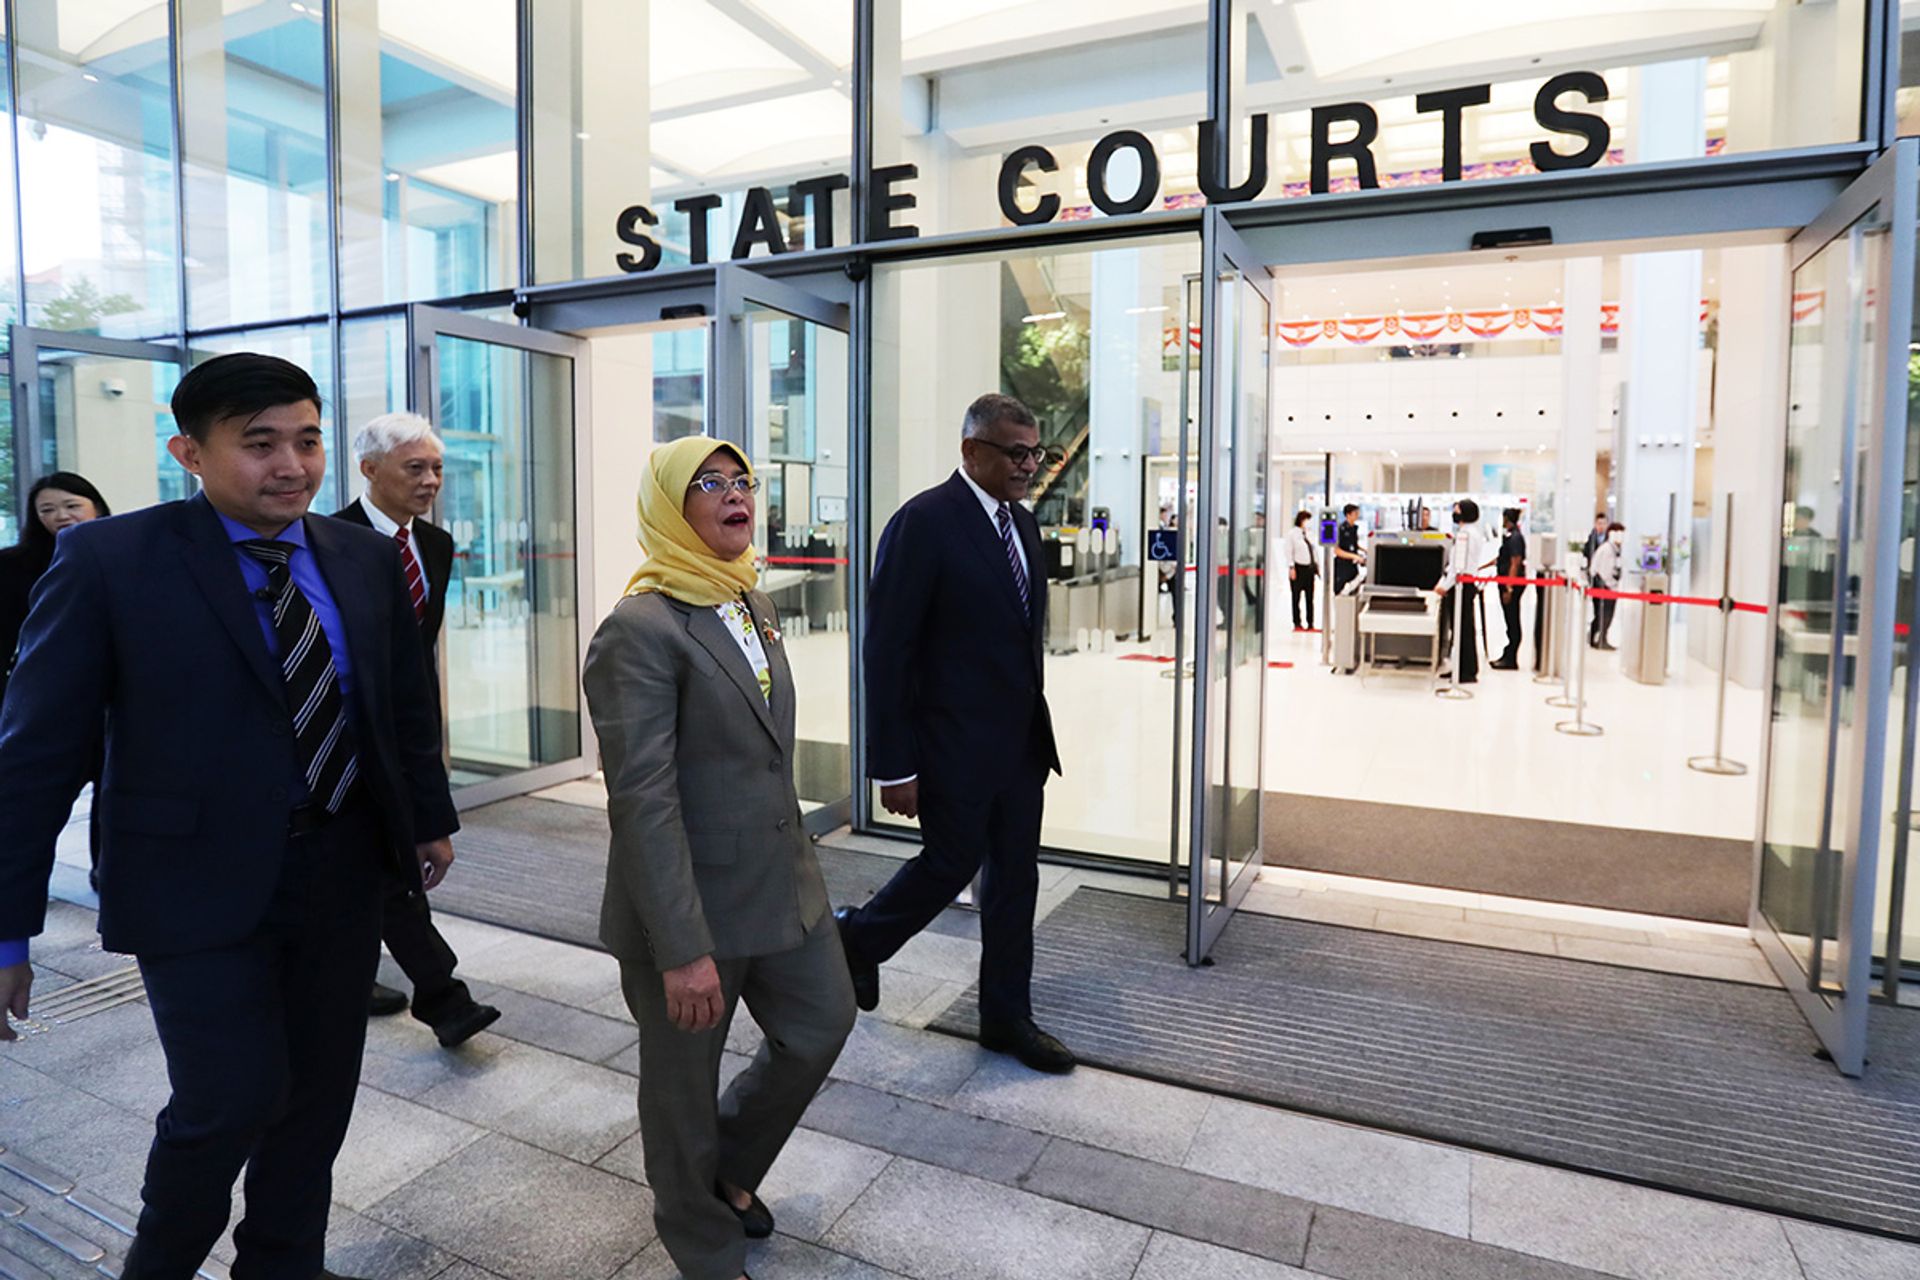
620, 916, 856, 1280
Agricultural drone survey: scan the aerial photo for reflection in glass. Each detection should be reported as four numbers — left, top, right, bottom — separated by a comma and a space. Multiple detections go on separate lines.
337, 2, 518, 307
530, 1, 853, 282
1759, 206, 1886, 991
434, 337, 580, 782
32, 348, 183, 517
197, 325, 341, 513
746, 308, 850, 815
653, 326, 710, 443
179, 1, 329, 328
14, 2, 178, 337
340, 316, 409, 449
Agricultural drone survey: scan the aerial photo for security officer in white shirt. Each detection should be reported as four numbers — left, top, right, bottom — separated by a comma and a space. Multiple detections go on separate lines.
1434, 499, 1495, 684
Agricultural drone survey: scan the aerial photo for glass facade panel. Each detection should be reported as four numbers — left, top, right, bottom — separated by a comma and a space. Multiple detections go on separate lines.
530, 1, 853, 282
872, 234, 1198, 860
178, 0, 329, 328
195, 324, 342, 513
337, 0, 518, 308
30, 345, 182, 516
1231, 0, 1864, 203
874, 1, 1208, 238
340, 314, 407, 446
13, 1, 179, 338
1760, 204, 1886, 988
653, 325, 709, 442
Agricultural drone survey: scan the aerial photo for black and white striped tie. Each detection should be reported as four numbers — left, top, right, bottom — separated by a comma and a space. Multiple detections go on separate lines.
238, 540, 359, 814
996, 503, 1030, 611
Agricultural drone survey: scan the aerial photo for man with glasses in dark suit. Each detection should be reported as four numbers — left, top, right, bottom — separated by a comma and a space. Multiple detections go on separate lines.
834, 393, 1074, 1074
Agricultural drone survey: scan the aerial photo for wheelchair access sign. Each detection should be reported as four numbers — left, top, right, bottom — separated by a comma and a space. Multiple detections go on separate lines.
1147, 529, 1181, 562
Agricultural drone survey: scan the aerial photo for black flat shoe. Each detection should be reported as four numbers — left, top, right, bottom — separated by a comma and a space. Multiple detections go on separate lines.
978, 1018, 1076, 1074
432, 1001, 501, 1049
718, 1181, 774, 1238
835, 908, 879, 1013
368, 982, 408, 1017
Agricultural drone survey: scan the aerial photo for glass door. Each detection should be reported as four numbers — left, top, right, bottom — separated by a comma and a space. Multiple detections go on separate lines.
407, 305, 594, 806
1755, 142, 1918, 1075
715, 266, 854, 835
1187, 210, 1273, 964
9, 329, 191, 526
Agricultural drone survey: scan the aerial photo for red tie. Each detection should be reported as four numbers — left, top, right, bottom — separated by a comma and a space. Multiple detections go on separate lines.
395, 525, 427, 622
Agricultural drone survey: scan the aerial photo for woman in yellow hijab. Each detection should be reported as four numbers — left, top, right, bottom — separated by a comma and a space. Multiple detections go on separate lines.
582, 436, 853, 1280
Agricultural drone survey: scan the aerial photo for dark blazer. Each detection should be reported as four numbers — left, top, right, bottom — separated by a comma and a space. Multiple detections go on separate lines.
0, 545, 47, 706
865, 471, 1061, 792
0, 493, 459, 956
333, 499, 454, 657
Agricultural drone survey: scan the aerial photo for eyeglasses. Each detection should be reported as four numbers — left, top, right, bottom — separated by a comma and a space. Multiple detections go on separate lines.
974, 442, 1053, 467
688, 472, 760, 496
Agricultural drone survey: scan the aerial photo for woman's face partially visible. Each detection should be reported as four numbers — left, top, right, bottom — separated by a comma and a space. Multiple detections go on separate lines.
683, 450, 755, 561
35, 488, 100, 537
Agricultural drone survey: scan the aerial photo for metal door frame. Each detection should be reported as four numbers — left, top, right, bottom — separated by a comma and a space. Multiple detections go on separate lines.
714, 264, 856, 836
1750, 141, 1917, 1075
406, 304, 597, 810
9, 326, 188, 511
1188, 206, 1274, 964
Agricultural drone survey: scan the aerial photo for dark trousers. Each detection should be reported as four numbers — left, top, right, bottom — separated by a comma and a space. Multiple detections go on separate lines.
1498, 588, 1524, 666
1288, 567, 1315, 629
1439, 585, 1479, 682
121, 793, 384, 1280
842, 774, 1045, 1026
1590, 583, 1617, 646
381, 884, 471, 1024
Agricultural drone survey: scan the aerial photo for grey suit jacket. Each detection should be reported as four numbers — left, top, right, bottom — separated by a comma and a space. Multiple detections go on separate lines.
582, 588, 831, 971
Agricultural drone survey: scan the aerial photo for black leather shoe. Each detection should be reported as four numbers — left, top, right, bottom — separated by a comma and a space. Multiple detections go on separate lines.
432, 1001, 501, 1048
835, 908, 879, 1013
718, 1181, 774, 1239
978, 1018, 1076, 1074
368, 982, 408, 1017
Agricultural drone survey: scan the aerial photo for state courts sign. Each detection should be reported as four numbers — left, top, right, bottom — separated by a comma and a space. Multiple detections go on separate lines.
611, 71, 1610, 273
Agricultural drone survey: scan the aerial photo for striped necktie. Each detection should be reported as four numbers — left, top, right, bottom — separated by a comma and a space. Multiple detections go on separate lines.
237, 540, 360, 814
996, 503, 1030, 612
394, 525, 427, 622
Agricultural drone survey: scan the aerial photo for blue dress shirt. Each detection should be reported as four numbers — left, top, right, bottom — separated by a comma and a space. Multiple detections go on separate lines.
0, 939, 24, 968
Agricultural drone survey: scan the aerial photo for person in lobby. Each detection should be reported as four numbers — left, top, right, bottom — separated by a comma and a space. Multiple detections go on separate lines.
834, 392, 1074, 1075
1590, 520, 1627, 649
1332, 503, 1366, 595
1583, 511, 1610, 565
1, 472, 112, 887
334, 411, 500, 1048
1284, 510, 1316, 631
0, 471, 112, 707
0, 352, 459, 1280
1435, 498, 1491, 684
583, 436, 854, 1280
1489, 506, 1528, 671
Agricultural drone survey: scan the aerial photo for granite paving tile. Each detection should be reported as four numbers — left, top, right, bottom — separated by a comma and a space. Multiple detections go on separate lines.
333, 1086, 486, 1212
951, 1056, 1211, 1165
414, 1037, 637, 1163
757, 1129, 894, 1242
1304, 1205, 1620, 1280
1131, 1232, 1320, 1280
802, 1083, 1049, 1187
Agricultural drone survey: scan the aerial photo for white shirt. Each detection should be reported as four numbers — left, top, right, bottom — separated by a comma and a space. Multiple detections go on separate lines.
1284, 525, 1315, 567
713, 599, 772, 703
959, 469, 1030, 580
1438, 524, 1493, 592
360, 498, 430, 593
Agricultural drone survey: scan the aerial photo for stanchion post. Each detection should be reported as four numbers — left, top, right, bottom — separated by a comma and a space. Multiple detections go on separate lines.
1689, 492, 1748, 776
1548, 574, 1580, 708
1437, 574, 1472, 700
1533, 572, 1565, 687
1556, 577, 1603, 736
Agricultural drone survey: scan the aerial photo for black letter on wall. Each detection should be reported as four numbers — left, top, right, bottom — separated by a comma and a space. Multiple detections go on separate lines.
731, 186, 789, 260
1531, 71, 1610, 171
1414, 85, 1491, 182
1310, 103, 1379, 194
997, 146, 1061, 226
614, 204, 661, 273
674, 194, 724, 264
868, 163, 920, 241
1198, 115, 1268, 205
1087, 130, 1161, 216
786, 173, 850, 250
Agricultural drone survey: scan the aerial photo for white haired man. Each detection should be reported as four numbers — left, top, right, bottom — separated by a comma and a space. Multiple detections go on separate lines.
334, 412, 498, 1047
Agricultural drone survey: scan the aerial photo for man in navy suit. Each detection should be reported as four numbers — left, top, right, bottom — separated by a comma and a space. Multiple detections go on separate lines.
0, 353, 458, 1280
834, 393, 1074, 1074
334, 412, 498, 1047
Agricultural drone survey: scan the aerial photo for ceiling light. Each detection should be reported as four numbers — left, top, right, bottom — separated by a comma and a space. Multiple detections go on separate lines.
290, 1, 306, 10
576, 132, 591, 141
1125, 306, 1169, 315
385, 172, 401, 182
82, 72, 100, 83
1022, 311, 1066, 323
